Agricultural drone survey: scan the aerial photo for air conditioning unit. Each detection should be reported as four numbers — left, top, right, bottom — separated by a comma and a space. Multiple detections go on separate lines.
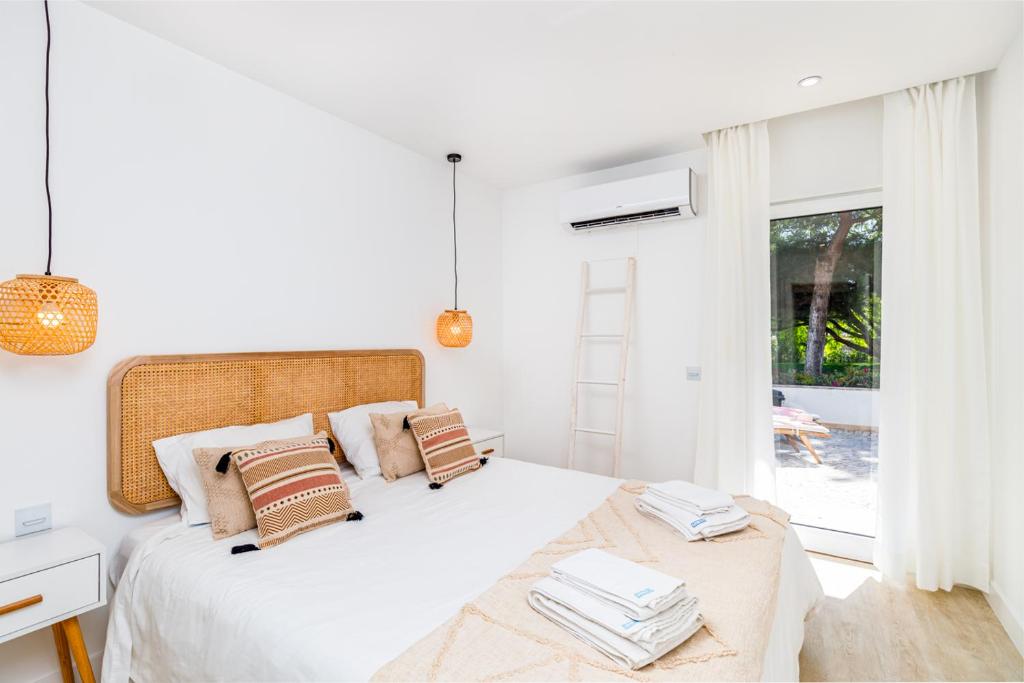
559, 168, 697, 232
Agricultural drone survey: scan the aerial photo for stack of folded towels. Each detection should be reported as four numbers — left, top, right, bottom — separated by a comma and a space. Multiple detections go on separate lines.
527, 548, 703, 670
634, 480, 750, 541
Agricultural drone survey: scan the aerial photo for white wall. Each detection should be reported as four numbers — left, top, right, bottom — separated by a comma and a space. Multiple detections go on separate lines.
775, 386, 879, 428
501, 151, 707, 481
769, 95, 883, 203
0, 3, 502, 681
978, 32, 1024, 654
500, 98, 883, 482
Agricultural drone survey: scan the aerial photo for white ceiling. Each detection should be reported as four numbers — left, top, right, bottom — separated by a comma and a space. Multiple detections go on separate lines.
89, 1, 1022, 188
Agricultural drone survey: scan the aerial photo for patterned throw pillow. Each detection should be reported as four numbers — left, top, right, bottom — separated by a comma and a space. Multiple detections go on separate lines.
370, 402, 450, 482
407, 409, 482, 487
193, 447, 256, 539
231, 431, 356, 548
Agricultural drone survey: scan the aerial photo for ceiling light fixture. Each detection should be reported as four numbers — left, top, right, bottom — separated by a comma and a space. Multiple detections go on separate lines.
0, 0, 98, 356
797, 75, 823, 88
436, 153, 472, 348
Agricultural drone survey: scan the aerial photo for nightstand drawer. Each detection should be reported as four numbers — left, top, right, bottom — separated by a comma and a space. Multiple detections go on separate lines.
0, 554, 99, 639
475, 435, 504, 459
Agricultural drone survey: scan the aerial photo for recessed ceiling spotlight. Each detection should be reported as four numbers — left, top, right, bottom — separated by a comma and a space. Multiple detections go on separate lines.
798, 75, 823, 88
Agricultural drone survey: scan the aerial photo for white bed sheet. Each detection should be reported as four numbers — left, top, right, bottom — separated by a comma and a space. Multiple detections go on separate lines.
109, 513, 181, 587
103, 458, 821, 682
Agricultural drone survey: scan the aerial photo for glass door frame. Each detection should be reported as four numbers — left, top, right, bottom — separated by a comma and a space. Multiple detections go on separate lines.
770, 189, 882, 563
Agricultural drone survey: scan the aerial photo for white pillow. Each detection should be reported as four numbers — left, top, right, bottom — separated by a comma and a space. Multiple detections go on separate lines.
153, 412, 314, 526
328, 400, 417, 478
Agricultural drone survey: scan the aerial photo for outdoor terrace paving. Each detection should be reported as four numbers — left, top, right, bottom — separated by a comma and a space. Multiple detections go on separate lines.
775, 427, 878, 537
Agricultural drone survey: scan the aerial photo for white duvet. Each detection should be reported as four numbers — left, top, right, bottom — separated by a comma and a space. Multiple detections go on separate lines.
103, 458, 821, 682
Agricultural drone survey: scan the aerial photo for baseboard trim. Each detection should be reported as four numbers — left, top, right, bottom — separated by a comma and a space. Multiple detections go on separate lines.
32, 649, 103, 683
986, 580, 1023, 656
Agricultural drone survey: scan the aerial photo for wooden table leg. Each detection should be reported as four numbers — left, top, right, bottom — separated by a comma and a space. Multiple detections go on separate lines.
783, 433, 802, 453
60, 616, 95, 683
50, 623, 74, 683
799, 434, 823, 464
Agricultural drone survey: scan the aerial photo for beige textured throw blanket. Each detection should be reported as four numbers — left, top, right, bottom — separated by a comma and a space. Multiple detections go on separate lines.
373, 482, 791, 682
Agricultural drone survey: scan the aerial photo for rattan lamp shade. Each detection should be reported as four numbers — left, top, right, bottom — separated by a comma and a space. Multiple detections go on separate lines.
436, 309, 473, 348
0, 274, 98, 355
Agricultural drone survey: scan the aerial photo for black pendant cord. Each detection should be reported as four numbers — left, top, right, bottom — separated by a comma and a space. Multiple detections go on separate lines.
43, 0, 53, 276
451, 158, 458, 310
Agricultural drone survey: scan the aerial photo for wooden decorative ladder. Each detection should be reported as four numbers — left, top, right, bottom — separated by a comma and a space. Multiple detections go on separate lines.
567, 256, 636, 477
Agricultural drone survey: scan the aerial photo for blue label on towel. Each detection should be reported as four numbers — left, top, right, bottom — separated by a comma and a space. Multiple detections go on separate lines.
621, 619, 638, 630
633, 587, 654, 598
691, 518, 707, 528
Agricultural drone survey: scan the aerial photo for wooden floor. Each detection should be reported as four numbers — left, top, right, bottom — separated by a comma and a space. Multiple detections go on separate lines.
800, 553, 1023, 681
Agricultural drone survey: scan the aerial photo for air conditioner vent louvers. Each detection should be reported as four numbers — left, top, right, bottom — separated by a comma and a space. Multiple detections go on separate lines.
570, 207, 681, 231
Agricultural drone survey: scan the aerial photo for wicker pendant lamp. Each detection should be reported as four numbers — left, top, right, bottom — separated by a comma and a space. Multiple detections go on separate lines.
436, 153, 472, 348
0, 1, 97, 356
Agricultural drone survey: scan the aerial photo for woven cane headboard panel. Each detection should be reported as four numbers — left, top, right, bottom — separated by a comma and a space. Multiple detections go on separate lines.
107, 349, 424, 514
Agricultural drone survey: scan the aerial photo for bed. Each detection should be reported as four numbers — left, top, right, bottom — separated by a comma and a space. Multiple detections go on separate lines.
102, 350, 822, 682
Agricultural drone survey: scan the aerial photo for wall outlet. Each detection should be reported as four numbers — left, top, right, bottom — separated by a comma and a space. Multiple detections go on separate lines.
686, 366, 702, 381
15, 503, 52, 537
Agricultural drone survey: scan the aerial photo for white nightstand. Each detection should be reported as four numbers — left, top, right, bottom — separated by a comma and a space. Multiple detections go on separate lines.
0, 528, 106, 683
468, 427, 505, 459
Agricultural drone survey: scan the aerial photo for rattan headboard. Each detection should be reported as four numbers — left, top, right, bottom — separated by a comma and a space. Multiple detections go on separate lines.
107, 349, 424, 514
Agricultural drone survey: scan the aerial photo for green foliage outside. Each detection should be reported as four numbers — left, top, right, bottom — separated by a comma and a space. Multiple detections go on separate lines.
770, 208, 882, 389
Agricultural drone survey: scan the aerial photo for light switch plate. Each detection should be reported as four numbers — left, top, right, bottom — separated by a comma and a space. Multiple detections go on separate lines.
686, 366, 702, 381
15, 503, 52, 537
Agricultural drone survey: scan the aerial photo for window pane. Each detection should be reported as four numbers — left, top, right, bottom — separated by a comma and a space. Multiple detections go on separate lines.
770, 207, 881, 538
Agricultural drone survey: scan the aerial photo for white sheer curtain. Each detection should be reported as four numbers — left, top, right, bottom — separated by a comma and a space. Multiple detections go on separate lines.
694, 122, 776, 501
878, 76, 990, 591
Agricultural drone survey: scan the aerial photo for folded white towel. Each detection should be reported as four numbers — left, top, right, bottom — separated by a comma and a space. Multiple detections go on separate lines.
635, 494, 750, 541
646, 480, 734, 515
645, 491, 729, 517
550, 548, 690, 620
534, 577, 699, 647
529, 578, 704, 670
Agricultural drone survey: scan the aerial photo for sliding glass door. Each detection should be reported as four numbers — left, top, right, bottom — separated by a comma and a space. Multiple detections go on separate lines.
769, 193, 881, 561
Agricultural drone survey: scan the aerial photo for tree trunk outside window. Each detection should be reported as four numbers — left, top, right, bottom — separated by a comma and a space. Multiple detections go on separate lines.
804, 211, 853, 376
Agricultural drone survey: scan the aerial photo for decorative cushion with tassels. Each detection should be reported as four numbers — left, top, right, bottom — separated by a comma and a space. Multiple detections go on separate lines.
193, 446, 257, 539
407, 409, 482, 487
369, 402, 450, 482
231, 431, 357, 549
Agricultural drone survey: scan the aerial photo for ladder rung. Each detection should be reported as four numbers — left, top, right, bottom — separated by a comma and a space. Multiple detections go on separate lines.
580, 333, 624, 338
575, 427, 616, 436
586, 287, 627, 294
577, 379, 618, 386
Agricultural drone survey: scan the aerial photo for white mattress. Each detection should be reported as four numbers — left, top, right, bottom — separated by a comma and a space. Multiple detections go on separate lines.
103, 458, 821, 682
